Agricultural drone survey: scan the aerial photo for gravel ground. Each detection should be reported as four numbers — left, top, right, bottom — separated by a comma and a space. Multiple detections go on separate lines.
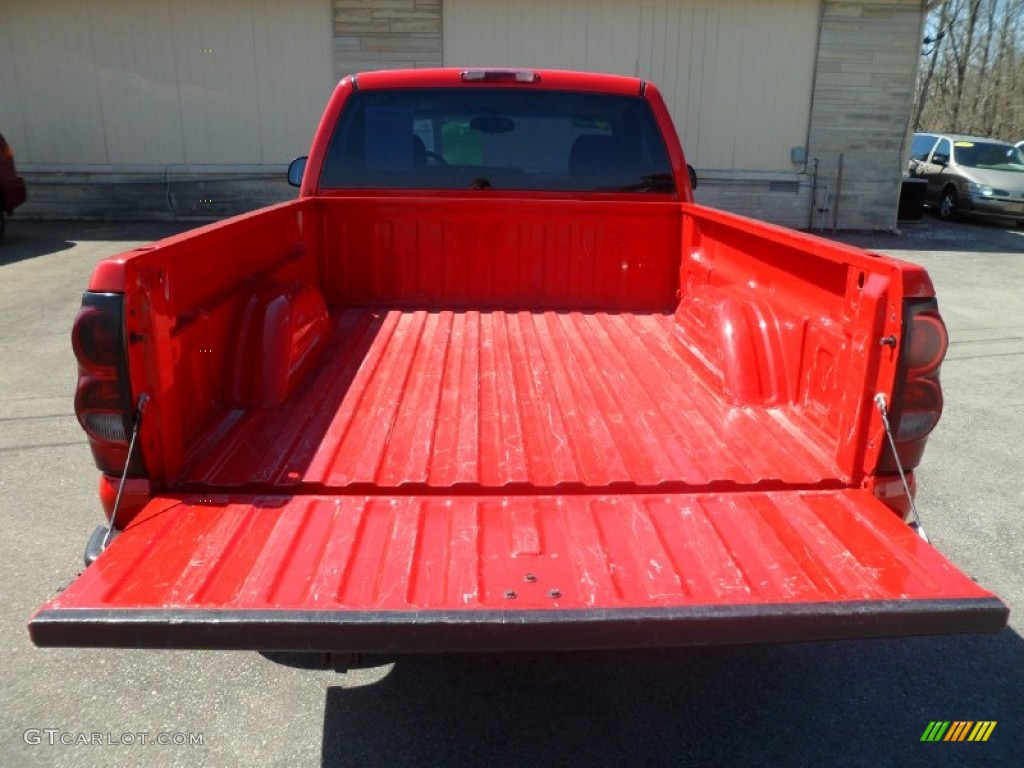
0, 216, 1021, 767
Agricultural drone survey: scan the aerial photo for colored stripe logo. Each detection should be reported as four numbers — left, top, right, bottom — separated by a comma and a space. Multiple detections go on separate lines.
921, 721, 996, 742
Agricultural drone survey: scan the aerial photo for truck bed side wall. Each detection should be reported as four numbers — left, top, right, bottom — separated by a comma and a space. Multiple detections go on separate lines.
120, 200, 322, 481
676, 203, 905, 479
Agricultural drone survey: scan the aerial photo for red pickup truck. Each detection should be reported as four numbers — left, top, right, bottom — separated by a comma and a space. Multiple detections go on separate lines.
31, 69, 1006, 652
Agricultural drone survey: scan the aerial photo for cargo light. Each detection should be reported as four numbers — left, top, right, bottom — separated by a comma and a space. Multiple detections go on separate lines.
460, 70, 540, 83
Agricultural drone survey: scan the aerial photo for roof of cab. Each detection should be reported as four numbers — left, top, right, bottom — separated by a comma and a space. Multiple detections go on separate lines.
353, 68, 645, 96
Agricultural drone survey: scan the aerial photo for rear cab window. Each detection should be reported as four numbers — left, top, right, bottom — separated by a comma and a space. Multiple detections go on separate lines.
320, 88, 675, 194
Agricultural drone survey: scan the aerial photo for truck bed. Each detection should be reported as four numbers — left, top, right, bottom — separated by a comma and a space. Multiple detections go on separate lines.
182, 307, 839, 491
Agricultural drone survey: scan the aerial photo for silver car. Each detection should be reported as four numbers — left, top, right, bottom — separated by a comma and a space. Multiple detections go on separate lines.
909, 133, 1024, 224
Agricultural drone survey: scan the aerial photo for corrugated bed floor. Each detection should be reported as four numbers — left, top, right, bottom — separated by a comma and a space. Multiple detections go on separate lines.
183, 308, 840, 490
47, 490, 980, 612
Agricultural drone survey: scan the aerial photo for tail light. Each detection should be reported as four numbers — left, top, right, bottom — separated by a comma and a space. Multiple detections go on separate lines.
877, 299, 948, 474
1, 142, 13, 160
72, 292, 144, 476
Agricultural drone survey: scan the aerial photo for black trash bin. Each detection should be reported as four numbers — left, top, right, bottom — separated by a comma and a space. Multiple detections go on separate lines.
898, 177, 928, 220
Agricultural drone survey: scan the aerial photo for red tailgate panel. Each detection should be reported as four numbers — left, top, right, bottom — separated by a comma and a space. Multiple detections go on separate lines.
30, 491, 1006, 650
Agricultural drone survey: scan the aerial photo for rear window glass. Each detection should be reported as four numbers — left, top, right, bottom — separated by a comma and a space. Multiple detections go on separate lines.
320, 88, 675, 193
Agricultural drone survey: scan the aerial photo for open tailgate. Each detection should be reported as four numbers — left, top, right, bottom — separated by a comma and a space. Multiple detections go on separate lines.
30, 490, 1007, 651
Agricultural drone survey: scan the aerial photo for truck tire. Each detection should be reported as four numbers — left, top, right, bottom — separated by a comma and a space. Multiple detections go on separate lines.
0, 211, 5, 243
938, 187, 959, 221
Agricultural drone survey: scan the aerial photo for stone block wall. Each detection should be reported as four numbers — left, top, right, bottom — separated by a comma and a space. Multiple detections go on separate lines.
806, 0, 926, 229
333, 0, 443, 78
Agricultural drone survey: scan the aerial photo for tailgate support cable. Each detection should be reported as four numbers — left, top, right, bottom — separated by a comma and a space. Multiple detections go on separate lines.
101, 393, 150, 552
874, 393, 928, 542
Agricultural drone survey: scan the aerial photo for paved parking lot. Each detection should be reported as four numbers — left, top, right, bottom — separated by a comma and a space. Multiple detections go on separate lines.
1, 217, 1021, 767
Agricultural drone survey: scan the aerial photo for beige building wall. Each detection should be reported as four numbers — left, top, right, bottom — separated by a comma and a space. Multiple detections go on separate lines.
0, 0, 334, 167
444, 0, 821, 174
0, 0, 926, 228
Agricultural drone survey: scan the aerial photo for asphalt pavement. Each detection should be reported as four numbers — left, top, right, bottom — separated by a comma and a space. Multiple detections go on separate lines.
0, 216, 1021, 767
